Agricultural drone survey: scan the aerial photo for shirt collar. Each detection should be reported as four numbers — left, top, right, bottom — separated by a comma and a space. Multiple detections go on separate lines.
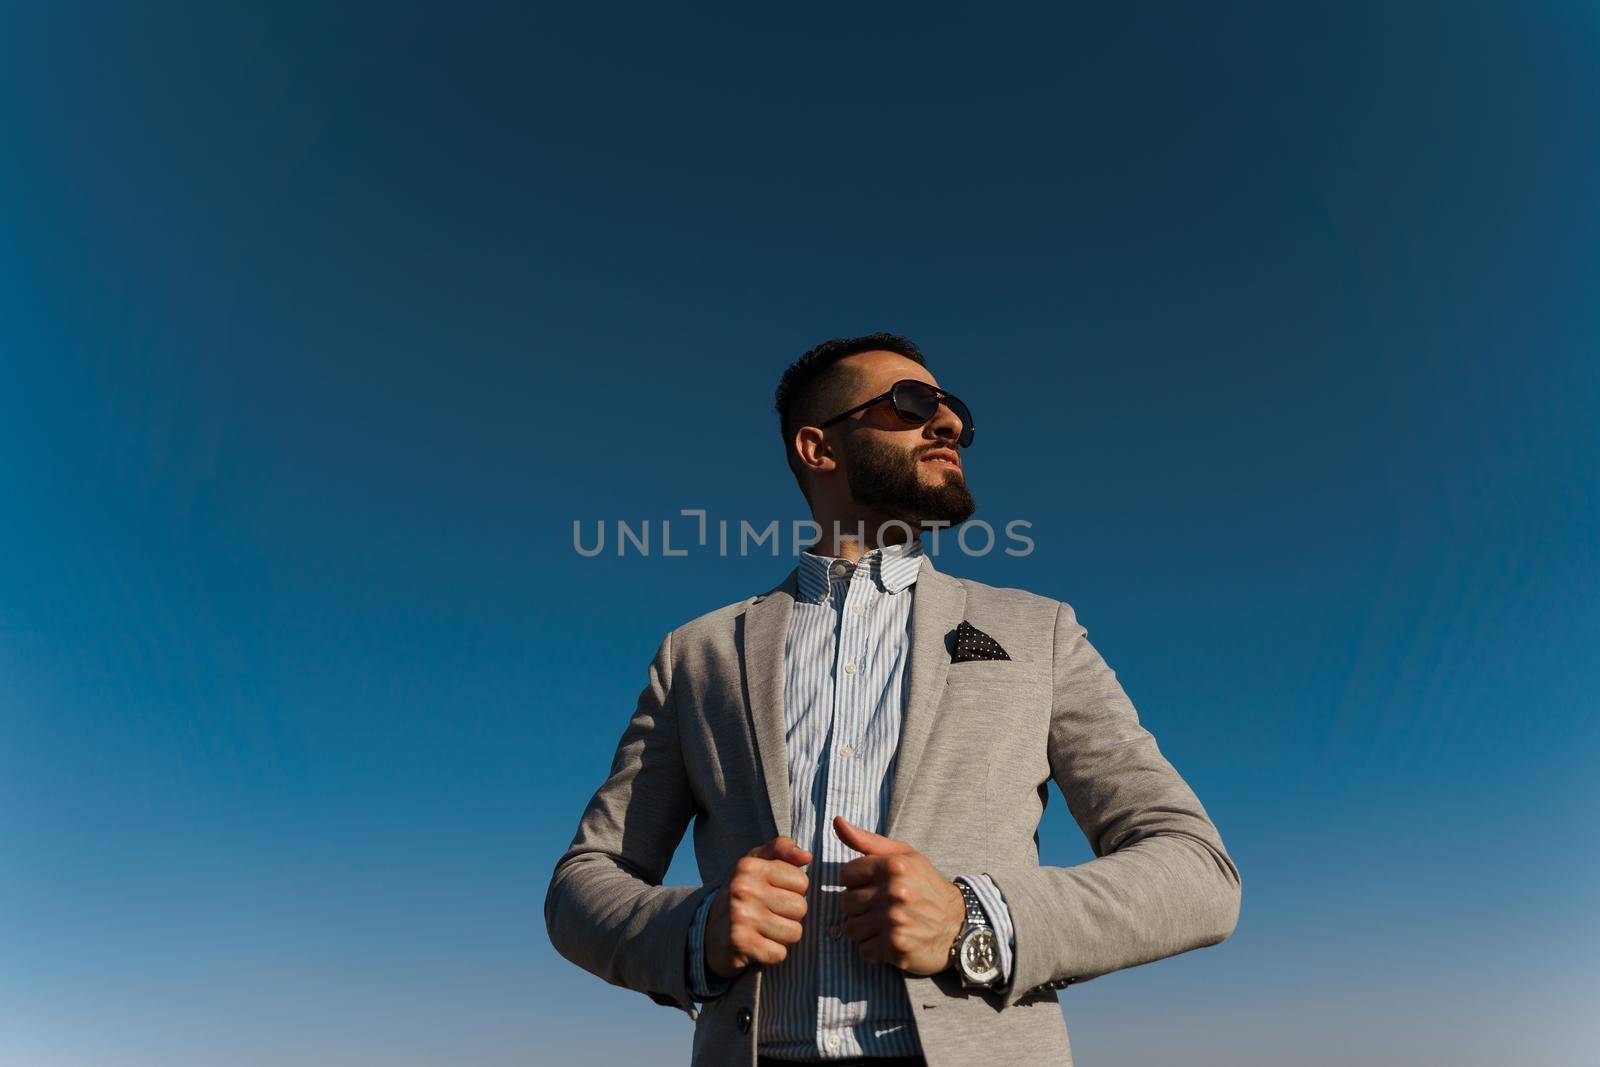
795, 538, 928, 605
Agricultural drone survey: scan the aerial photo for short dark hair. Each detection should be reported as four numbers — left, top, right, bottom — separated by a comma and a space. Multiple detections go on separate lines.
773, 331, 928, 495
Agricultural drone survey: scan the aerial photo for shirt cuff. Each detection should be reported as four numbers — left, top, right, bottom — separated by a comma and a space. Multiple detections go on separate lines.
954, 873, 1016, 989
687, 886, 733, 1000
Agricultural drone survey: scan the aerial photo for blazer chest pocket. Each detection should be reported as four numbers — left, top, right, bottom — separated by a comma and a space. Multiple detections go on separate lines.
941, 659, 1049, 728
944, 657, 1038, 690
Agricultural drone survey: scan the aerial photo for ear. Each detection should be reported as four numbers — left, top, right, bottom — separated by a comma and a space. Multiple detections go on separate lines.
793, 425, 838, 476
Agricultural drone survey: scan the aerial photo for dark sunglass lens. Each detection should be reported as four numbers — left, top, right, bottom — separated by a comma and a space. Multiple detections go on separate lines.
892, 381, 941, 423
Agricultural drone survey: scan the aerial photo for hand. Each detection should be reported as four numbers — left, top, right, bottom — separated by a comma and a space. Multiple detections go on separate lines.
705, 835, 812, 980
832, 815, 966, 976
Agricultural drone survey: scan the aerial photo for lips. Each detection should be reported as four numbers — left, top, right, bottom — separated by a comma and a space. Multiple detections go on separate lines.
920, 449, 962, 471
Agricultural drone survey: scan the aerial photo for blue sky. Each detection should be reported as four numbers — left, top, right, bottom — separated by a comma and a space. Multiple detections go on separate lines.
2, 3, 1596, 1064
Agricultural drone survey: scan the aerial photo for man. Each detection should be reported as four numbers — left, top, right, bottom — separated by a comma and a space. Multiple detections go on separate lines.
545, 332, 1241, 1066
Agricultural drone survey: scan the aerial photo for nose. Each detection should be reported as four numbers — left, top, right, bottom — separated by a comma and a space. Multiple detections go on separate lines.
926, 399, 965, 445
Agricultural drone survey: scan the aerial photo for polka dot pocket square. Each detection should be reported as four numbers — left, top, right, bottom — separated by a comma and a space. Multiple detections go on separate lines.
950, 620, 1011, 663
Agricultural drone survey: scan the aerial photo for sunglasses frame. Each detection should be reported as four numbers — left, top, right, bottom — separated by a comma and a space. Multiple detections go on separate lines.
815, 378, 976, 448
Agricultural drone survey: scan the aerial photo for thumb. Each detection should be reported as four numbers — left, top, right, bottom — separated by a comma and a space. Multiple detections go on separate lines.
751, 835, 813, 866
832, 815, 910, 856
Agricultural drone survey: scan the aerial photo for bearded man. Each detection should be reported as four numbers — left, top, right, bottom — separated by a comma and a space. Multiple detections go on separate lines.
546, 332, 1241, 1066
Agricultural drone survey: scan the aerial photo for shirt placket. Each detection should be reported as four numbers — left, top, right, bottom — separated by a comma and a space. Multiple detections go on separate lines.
818, 558, 874, 1058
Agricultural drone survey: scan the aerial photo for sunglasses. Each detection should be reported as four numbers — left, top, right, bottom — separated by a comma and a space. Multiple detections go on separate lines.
816, 379, 976, 448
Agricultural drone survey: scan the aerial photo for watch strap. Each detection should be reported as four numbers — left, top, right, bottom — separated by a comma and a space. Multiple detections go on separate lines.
954, 877, 991, 928
949, 878, 1001, 987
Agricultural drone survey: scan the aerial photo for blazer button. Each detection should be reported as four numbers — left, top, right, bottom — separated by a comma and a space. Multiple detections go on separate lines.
736, 1006, 752, 1033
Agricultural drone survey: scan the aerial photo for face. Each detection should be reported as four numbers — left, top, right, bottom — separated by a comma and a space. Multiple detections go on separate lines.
819, 350, 976, 527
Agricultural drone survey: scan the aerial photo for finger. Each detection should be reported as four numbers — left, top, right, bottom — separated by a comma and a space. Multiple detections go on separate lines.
843, 910, 887, 943
735, 930, 792, 967
756, 858, 810, 895
768, 836, 813, 866
750, 836, 814, 867
764, 885, 809, 921
832, 815, 909, 857
753, 909, 805, 946
839, 855, 886, 889
854, 928, 892, 966
838, 885, 881, 916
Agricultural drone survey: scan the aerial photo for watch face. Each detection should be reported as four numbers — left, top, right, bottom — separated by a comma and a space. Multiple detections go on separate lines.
960, 928, 1000, 982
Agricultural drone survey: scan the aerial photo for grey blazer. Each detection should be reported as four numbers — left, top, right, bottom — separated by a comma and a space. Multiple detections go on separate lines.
545, 556, 1241, 1066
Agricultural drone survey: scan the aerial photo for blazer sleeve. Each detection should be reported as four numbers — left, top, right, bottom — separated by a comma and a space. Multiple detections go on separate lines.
543, 628, 718, 1016
984, 601, 1242, 1010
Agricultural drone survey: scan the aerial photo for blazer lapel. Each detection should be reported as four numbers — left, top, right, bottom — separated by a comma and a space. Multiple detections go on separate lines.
884, 557, 967, 839
740, 569, 797, 843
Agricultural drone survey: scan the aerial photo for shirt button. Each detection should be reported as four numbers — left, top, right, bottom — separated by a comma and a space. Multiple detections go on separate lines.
832, 563, 848, 576
829, 923, 842, 939
827, 1033, 841, 1049
843, 662, 856, 674
839, 745, 853, 757
850, 604, 865, 615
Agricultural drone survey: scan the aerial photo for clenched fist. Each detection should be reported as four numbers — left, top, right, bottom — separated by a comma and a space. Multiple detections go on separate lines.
834, 815, 966, 976
705, 835, 812, 980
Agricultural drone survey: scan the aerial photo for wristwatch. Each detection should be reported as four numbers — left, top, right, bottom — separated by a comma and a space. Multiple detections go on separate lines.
948, 879, 1001, 988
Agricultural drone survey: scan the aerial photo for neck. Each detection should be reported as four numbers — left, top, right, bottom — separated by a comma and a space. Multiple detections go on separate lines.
804, 516, 920, 562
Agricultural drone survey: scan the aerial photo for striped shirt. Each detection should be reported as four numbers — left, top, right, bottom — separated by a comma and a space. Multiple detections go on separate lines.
686, 538, 1016, 1059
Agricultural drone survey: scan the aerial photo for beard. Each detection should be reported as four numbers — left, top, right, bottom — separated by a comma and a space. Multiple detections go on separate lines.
842, 434, 977, 529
